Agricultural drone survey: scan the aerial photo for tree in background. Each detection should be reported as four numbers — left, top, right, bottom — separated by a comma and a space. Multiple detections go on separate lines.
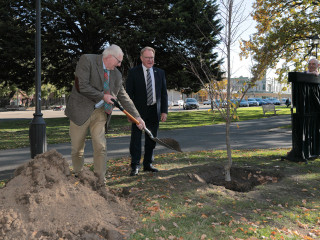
0, 0, 36, 102
1, 0, 223, 95
186, 0, 255, 181
240, 0, 320, 83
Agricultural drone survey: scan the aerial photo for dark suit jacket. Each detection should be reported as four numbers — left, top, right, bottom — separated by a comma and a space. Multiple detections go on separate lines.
65, 54, 140, 125
126, 64, 168, 120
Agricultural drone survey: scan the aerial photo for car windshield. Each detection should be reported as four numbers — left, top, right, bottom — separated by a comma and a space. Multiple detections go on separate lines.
186, 98, 196, 102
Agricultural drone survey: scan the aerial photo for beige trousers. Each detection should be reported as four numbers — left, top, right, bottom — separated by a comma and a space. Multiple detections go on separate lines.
69, 108, 108, 179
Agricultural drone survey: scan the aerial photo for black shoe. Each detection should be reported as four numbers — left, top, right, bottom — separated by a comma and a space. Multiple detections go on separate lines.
143, 165, 159, 172
130, 168, 139, 176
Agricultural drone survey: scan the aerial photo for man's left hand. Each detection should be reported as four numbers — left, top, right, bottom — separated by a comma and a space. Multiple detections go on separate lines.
136, 117, 146, 130
161, 113, 167, 122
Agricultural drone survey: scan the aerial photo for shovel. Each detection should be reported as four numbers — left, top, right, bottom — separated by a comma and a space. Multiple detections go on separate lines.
111, 99, 182, 152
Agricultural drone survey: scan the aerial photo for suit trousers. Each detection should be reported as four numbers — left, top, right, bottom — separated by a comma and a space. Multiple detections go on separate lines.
69, 108, 108, 179
130, 104, 159, 169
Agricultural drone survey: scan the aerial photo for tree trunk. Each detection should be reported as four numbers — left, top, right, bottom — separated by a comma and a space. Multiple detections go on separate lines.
225, 0, 233, 182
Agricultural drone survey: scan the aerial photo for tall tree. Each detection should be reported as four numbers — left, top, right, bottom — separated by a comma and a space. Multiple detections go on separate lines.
240, 0, 320, 83
1, 0, 223, 93
0, 0, 36, 91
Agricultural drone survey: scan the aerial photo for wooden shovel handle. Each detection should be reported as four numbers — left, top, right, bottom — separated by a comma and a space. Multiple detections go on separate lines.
111, 99, 140, 125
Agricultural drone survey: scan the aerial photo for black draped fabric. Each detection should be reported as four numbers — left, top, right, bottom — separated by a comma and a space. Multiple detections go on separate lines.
285, 72, 320, 162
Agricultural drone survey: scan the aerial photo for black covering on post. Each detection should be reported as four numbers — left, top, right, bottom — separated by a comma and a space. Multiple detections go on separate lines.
29, 0, 47, 158
283, 72, 320, 162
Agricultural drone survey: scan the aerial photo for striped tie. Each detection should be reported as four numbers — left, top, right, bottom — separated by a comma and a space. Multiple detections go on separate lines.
103, 69, 112, 114
146, 69, 153, 105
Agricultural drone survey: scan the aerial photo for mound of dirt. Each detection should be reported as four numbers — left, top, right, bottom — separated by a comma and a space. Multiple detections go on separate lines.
0, 150, 138, 240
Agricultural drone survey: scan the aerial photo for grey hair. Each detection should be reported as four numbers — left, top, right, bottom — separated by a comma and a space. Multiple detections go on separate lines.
102, 44, 123, 58
309, 58, 319, 65
140, 46, 155, 56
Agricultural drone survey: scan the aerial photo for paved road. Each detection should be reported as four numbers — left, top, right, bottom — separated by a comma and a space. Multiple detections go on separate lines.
0, 113, 292, 180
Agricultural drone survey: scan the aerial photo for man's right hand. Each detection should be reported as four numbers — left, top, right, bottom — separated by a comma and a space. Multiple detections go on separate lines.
103, 94, 115, 105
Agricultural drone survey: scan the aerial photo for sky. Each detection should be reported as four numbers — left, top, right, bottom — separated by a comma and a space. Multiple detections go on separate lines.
218, 0, 257, 79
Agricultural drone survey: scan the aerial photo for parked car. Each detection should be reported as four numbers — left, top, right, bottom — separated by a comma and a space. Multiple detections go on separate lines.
203, 99, 212, 105
247, 98, 259, 106
254, 98, 268, 106
262, 98, 273, 105
172, 100, 184, 106
238, 99, 249, 107
273, 98, 281, 105
177, 100, 184, 106
266, 98, 281, 105
183, 98, 200, 110
52, 105, 65, 111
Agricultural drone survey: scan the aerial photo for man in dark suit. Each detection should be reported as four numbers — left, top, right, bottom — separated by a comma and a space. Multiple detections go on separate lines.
65, 44, 145, 183
126, 46, 168, 176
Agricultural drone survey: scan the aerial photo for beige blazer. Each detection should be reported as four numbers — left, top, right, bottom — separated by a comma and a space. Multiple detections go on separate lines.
65, 54, 140, 126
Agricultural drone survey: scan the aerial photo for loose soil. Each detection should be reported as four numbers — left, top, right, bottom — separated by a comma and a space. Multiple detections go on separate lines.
187, 164, 282, 192
0, 150, 283, 240
0, 150, 139, 240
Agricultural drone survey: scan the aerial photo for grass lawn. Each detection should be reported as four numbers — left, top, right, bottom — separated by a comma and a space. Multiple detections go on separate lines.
0, 106, 291, 150
105, 148, 320, 240
1, 106, 319, 239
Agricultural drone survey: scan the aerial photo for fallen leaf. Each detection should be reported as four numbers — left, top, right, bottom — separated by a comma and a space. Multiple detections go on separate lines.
296, 220, 308, 229
201, 234, 207, 239
197, 202, 204, 208
173, 222, 179, 228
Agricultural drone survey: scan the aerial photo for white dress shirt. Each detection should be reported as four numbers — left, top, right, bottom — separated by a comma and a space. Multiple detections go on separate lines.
142, 65, 156, 105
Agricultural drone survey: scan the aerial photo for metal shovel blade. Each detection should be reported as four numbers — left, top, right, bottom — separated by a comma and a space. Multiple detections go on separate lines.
144, 128, 182, 152
111, 99, 182, 152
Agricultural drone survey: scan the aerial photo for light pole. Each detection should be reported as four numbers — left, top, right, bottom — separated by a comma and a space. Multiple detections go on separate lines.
29, 0, 47, 158
310, 35, 320, 58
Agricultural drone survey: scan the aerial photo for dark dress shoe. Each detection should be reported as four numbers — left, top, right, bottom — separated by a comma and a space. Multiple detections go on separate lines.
130, 168, 139, 176
143, 165, 159, 172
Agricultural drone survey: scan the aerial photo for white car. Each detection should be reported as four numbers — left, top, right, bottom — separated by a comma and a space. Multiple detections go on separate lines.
173, 100, 184, 106
203, 99, 212, 105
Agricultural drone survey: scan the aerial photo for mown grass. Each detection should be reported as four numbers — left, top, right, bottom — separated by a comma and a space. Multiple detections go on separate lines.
1, 106, 317, 239
0, 106, 291, 150
105, 148, 320, 240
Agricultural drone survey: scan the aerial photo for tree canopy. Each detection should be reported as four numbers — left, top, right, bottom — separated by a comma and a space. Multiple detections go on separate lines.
1, 0, 223, 93
240, 0, 320, 82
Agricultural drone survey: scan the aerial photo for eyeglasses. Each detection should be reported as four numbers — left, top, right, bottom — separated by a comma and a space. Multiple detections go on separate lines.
112, 55, 122, 64
142, 56, 154, 60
